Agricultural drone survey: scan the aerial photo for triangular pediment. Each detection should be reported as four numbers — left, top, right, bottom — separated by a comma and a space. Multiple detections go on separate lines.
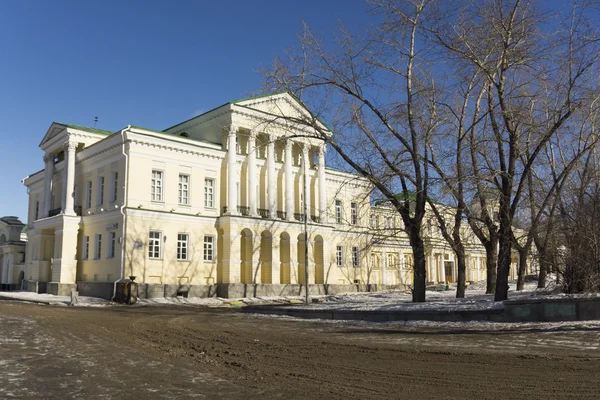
39, 122, 68, 148
232, 92, 331, 133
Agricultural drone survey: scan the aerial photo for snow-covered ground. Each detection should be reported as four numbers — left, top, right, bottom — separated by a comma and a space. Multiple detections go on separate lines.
1, 277, 598, 314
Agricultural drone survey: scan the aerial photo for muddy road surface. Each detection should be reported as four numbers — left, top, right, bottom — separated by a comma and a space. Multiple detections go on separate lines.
1, 301, 599, 399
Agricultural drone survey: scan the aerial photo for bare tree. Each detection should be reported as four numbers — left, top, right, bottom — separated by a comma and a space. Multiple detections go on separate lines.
429, 0, 600, 300
261, 0, 600, 302
262, 1, 442, 302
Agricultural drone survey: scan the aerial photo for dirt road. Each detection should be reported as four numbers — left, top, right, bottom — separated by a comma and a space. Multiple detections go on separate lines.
1, 301, 599, 399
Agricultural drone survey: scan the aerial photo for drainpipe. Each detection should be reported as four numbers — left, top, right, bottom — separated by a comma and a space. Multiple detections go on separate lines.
112, 125, 131, 301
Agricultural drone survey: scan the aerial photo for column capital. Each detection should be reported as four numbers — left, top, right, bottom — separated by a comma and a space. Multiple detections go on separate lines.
43, 154, 52, 164
285, 137, 293, 149
228, 125, 238, 136
301, 143, 309, 156
249, 128, 260, 138
63, 141, 77, 152
319, 144, 327, 155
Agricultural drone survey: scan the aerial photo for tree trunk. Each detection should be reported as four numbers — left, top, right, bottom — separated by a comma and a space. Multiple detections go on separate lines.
485, 234, 498, 294
494, 234, 512, 301
538, 257, 548, 289
516, 246, 528, 291
455, 245, 467, 298
409, 226, 427, 303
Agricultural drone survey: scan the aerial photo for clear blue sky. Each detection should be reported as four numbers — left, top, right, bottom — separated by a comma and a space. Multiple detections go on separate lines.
0, 0, 368, 221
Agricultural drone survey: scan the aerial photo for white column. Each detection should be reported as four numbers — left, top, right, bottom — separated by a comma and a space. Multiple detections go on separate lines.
382, 251, 387, 285
267, 134, 276, 219
285, 139, 294, 221
248, 131, 257, 217
227, 126, 238, 215
43, 154, 54, 217
62, 142, 77, 215
318, 145, 326, 223
302, 145, 311, 222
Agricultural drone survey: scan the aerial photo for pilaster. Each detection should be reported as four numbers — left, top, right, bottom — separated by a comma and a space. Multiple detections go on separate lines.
267, 134, 276, 219
247, 131, 258, 217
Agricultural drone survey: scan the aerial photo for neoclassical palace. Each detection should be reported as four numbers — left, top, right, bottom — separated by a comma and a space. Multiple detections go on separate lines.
21, 93, 521, 298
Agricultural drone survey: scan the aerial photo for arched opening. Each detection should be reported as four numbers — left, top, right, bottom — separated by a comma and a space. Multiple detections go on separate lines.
314, 235, 324, 284
280, 232, 291, 284
240, 229, 253, 284
180, 132, 190, 138
297, 233, 306, 284
260, 231, 272, 284
216, 229, 224, 283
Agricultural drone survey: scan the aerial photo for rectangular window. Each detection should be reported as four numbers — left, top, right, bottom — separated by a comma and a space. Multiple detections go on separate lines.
110, 171, 118, 203
336, 245, 343, 267
335, 199, 342, 224
351, 202, 358, 225
204, 235, 214, 262
177, 233, 189, 261
34, 200, 39, 220
178, 174, 190, 205
204, 178, 215, 208
385, 216, 392, 229
370, 214, 376, 228
95, 234, 102, 259
97, 176, 105, 206
352, 246, 359, 268
151, 170, 163, 202
148, 231, 162, 259
108, 231, 116, 258
83, 236, 89, 260
85, 181, 92, 209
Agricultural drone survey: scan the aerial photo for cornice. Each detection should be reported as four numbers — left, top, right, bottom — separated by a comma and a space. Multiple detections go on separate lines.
128, 136, 224, 160
169, 109, 231, 136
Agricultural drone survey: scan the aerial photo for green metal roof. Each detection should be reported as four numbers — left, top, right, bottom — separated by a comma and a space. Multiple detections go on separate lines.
56, 122, 113, 136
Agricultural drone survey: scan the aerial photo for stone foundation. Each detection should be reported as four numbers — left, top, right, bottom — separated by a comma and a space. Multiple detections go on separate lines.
503, 297, 600, 322
216, 283, 393, 298
46, 282, 78, 296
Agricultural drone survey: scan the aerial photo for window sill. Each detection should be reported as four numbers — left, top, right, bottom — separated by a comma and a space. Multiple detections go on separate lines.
178, 204, 191, 208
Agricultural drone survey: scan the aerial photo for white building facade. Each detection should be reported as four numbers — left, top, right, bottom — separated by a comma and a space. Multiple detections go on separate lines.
21, 93, 520, 298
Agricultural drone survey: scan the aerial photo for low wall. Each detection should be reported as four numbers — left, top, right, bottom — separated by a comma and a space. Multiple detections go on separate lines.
217, 283, 384, 298
46, 283, 77, 296
137, 284, 218, 299
243, 305, 506, 322
245, 296, 600, 323
77, 282, 115, 300
75, 282, 219, 300
22, 280, 47, 294
503, 297, 600, 322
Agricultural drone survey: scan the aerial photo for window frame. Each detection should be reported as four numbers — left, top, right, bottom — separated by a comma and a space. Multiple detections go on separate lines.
352, 246, 359, 268
350, 202, 358, 225
335, 199, 342, 224
110, 171, 118, 203
85, 181, 92, 209
178, 174, 190, 206
148, 231, 162, 259
336, 245, 343, 267
177, 233, 189, 261
108, 231, 116, 258
97, 175, 105, 206
151, 170, 164, 202
83, 236, 89, 260
203, 235, 215, 262
94, 234, 102, 260
204, 178, 215, 208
